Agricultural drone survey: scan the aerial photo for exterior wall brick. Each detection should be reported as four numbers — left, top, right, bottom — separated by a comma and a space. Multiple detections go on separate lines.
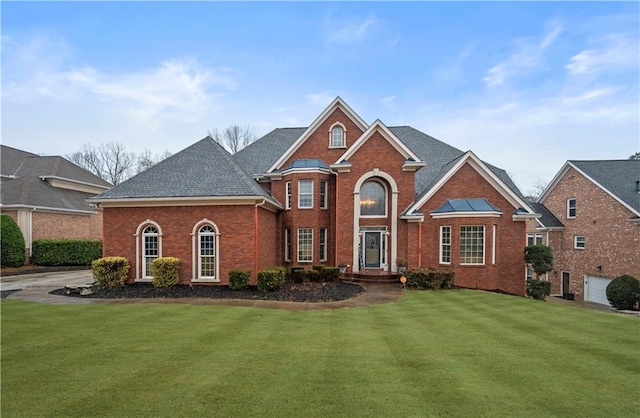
32, 211, 103, 241
102, 205, 276, 285
540, 167, 640, 300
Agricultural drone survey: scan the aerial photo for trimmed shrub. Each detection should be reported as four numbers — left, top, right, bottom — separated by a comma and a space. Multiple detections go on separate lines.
92, 257, 130, 288
229, 269, 251, 290
312, 265, 325, 272
527, 279, 551, 300
322, 267, 340, 282
151, 257, 181, 288
405, 267, 455, 290
306, 269, 320, 282
257, 267, 286, 291
31, 239, 102, 266
606, 275, 640, 310
291, 267, 305, 284
0, 214, 26, 268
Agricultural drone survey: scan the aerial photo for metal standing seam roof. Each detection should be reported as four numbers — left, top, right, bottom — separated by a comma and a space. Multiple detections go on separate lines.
431, 198, 503, 214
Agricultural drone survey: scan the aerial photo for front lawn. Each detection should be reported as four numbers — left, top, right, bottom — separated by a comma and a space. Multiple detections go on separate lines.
1, 290, 638, 417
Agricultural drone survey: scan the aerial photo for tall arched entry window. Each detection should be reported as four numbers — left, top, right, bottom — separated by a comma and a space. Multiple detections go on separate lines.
360, 180, 387, 217
191, 220, 221, 282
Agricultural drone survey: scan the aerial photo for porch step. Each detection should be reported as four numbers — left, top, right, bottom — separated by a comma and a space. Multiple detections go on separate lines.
342, 271, 404, 284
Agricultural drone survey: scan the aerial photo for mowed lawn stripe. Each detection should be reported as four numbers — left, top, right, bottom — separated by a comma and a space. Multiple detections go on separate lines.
1, 290, 638, 417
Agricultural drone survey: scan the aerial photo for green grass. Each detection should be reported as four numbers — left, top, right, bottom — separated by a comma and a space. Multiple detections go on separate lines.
2, 290, 638, 417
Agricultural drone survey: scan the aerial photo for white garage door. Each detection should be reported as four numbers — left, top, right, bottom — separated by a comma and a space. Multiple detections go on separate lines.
584, 275, 613, 306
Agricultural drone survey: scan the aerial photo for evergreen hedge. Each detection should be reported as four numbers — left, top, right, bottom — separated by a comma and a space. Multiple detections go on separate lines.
92, 257, 130, 288
257, 267, 286, 291
31, 239, 102, 266
151, 257, 181, 288
229, 269, 251, 290
0, 214, 26, 268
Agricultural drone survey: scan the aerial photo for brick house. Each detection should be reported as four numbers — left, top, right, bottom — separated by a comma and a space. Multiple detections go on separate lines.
90, 97, 539, 295
531, 160, 640, 305
0, 145, 111, 256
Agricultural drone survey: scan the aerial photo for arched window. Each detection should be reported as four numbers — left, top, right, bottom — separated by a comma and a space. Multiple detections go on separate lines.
360, 181, 386, 216
329, 123, 346, 148
198, 225, 216, 279
142, 225, 159, 278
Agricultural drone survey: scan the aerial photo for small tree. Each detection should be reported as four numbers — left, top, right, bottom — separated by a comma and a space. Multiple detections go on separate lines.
0, 214, 26, 268
524, 244, 553, 279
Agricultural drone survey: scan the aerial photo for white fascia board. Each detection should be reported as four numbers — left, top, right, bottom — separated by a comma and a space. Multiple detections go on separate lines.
407, 151, 536, 215
330, 162, 351, 172
89, 195, 283, 211
403, 161, 426, 172
336, 120, 422, 164
267, 97, 368, 173
0, 204, 96, 215
512, 213, 541, 221
430, 211, 503, 219
280, 167, 332, 176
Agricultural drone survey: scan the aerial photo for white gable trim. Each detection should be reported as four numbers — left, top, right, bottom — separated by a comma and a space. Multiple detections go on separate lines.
406, 151, 535, 215
539, 161, 640, 217
336, 119, 422, 164
267, 97, 368, 173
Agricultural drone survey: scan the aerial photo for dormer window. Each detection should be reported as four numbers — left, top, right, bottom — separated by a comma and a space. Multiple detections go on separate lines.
329, 123, 346, 148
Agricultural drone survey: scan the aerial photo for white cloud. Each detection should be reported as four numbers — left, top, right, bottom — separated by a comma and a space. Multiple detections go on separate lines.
483, 24, 563, 87
306, 91, 337, 106
380, 95, 397, 111
565, 33, 639, 75
326, 14, 380, 44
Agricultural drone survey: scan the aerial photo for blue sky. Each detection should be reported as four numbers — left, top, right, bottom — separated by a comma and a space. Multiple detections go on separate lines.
2, 1, 638, 194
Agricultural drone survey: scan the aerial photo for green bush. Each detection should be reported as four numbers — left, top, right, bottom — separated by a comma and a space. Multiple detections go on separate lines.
31, 239, 102, 266
151, 257, 181, 288
404, 267, 455, 290
606, 275, 640, 310
0, 214, 26, 268
306, 269, 320, 282
527, 279, 552, 300
322, 267, 340, 282
229, 269, 251, 290
291, 267, 305, 284
257, 267, 286, 291
92, 257, 130, 288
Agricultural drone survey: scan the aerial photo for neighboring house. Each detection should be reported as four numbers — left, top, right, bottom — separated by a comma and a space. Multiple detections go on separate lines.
534, 160, 640, 305
90, 97, 539, 295
0, 145, 111, 256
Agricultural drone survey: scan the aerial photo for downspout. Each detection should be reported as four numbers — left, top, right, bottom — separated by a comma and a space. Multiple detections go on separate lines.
417, 220, 423, 267
254, 199, 266, 283
334, 171, 339, 266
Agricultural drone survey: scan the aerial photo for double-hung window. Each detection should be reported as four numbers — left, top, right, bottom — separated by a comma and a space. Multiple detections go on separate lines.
439, 226, 451, 264
298, 228, 313, 262
527, 233, 543, 246
319, 228, 328, 261
331, 126, 345, 148
460, 225, 485, 265
574, 235, 585, 249
284, 228, 292, 262
320, 180, 328, 209
567, 198, 576, 219
298, 180, 313, 209
285, 181, 292, 210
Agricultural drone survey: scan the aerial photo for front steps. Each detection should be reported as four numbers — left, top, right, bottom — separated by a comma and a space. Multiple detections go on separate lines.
342, 270, 404, 284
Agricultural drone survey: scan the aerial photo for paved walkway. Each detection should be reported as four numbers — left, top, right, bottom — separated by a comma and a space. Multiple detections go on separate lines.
2, 270, 405, 310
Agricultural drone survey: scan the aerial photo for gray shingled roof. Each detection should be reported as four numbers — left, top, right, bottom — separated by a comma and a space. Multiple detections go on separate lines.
234, 128, 306, 176
0, 145, 111, 213
528, 202, 564, 228
570, 160, 640, 214
93, 136, 278, 203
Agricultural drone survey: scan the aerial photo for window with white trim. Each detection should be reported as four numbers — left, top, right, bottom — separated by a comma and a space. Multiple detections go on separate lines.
284, 228, 292, 262
439, 226, 451, 264
319, 228, 328, 261
198, 225, 216, 279
298, 228, 313, 262
567, 198, 576, 219
285, 181, 292, 210
330, 125, 345, 148
142, 225, 159, 278
460, 225, 485, 265
574, 235, 585, 249
320, 180, 328, 209
360, 180, 386, 216
526, 267, 534, 281
527, 233, 543, 246
298, 180, 313, 209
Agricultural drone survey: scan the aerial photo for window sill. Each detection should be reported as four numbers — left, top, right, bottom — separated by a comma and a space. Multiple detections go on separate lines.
135, 278, 152, 283
328, 145, 347, 149
192, 278, 220, 283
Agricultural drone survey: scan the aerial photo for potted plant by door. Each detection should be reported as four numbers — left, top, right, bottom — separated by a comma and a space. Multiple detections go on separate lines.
396, 258, 407, 273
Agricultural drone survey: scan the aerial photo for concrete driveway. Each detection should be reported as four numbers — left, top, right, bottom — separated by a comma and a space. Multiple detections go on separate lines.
0, 270, 94, 292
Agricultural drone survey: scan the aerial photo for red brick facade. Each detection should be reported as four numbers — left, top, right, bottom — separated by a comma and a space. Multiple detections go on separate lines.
537, 167, 640, 300
100, 103, 534, 294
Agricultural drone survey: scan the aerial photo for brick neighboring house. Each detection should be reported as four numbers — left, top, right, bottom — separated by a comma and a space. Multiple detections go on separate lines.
0, 145, 111, 257
90, 97, 540, 295
531, 160, 640, 305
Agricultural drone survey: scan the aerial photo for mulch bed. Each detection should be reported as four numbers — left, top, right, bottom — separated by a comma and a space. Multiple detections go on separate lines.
49, 281, 364, 303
